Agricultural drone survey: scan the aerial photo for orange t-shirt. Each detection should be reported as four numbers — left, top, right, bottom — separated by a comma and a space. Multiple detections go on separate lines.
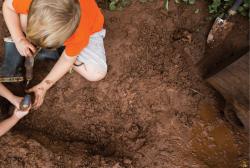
12, 0, 104, 57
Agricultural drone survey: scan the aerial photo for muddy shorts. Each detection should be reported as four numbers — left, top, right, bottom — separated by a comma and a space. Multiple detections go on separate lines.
76, 29, 107, 74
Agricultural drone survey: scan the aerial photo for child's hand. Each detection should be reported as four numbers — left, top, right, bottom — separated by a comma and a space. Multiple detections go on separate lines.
15, 38, 36, 57
10, 96, 23, 109
27, 83, 48, 109
13, 108, 30, 119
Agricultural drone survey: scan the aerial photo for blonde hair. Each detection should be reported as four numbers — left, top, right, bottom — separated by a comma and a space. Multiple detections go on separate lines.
26, 0, 81, 49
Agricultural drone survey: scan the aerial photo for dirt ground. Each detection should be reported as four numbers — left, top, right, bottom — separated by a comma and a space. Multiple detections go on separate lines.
0, 1, 249, 168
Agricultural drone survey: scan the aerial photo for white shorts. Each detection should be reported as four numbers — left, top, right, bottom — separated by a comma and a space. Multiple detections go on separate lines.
76, 29, 107, 73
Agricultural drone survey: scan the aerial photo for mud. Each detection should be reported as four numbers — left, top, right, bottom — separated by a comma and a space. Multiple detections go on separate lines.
0, 1, 249, 168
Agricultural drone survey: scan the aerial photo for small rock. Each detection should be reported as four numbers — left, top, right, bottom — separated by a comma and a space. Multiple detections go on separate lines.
184, 47, 192, 57
112, 163, 122, 168
123, 158, 132, 165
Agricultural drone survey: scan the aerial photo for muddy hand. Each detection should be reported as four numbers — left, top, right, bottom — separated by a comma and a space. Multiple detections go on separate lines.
11, 96, 23, 109
27, 83, 47, 109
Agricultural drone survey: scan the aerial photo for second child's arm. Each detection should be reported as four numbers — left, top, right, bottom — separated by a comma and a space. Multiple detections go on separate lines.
0, 109, 29, 137
0, 83, 22, 108
28, 52, 76, 108
0, 83, 15, 103
0, 115, 19, 137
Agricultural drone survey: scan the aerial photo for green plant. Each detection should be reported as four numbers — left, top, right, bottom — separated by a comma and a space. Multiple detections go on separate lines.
108, 0, 131, 11
208, 0, 250, 17
175, 0, 196, 5
164, 0, 169, 10
163, 0, 196, 10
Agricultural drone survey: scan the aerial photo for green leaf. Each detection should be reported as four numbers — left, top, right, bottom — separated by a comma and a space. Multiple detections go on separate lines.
109, 1, 117, 11
175, 0, 181, 3
121, 0, 130, 7
189, 0, 196, 5
238, 6, 245, 12
243, 2, 249, 8
208, 0, 221, 13
163, 0, 169, 10
244, 0, 250, 4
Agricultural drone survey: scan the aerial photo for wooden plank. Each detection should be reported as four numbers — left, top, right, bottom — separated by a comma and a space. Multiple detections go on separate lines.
207, 52, 249, 128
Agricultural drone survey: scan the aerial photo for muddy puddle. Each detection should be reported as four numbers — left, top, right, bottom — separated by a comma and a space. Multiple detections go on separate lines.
191, 102, 249, 168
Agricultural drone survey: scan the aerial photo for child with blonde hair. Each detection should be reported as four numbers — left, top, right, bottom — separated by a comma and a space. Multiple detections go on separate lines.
2, 0, 107, 108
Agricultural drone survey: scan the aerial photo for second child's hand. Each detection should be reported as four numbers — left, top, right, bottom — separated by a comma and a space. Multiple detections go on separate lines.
11, 96, 23, 109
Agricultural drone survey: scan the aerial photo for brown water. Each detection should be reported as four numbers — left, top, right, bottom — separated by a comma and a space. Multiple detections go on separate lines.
191, 102, 248, 168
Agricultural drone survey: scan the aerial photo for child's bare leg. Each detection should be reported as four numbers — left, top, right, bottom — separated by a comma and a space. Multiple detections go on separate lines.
73, 29, 107, 82
73, 59, 107, 82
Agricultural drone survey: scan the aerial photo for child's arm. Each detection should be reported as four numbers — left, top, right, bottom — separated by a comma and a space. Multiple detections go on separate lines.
0, 114, 19, 137
28, 52, 76, 108
2, 0, 36, 57
2, 0, 24, 44
0, 83, 22, 108
0, 108, 29, 137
